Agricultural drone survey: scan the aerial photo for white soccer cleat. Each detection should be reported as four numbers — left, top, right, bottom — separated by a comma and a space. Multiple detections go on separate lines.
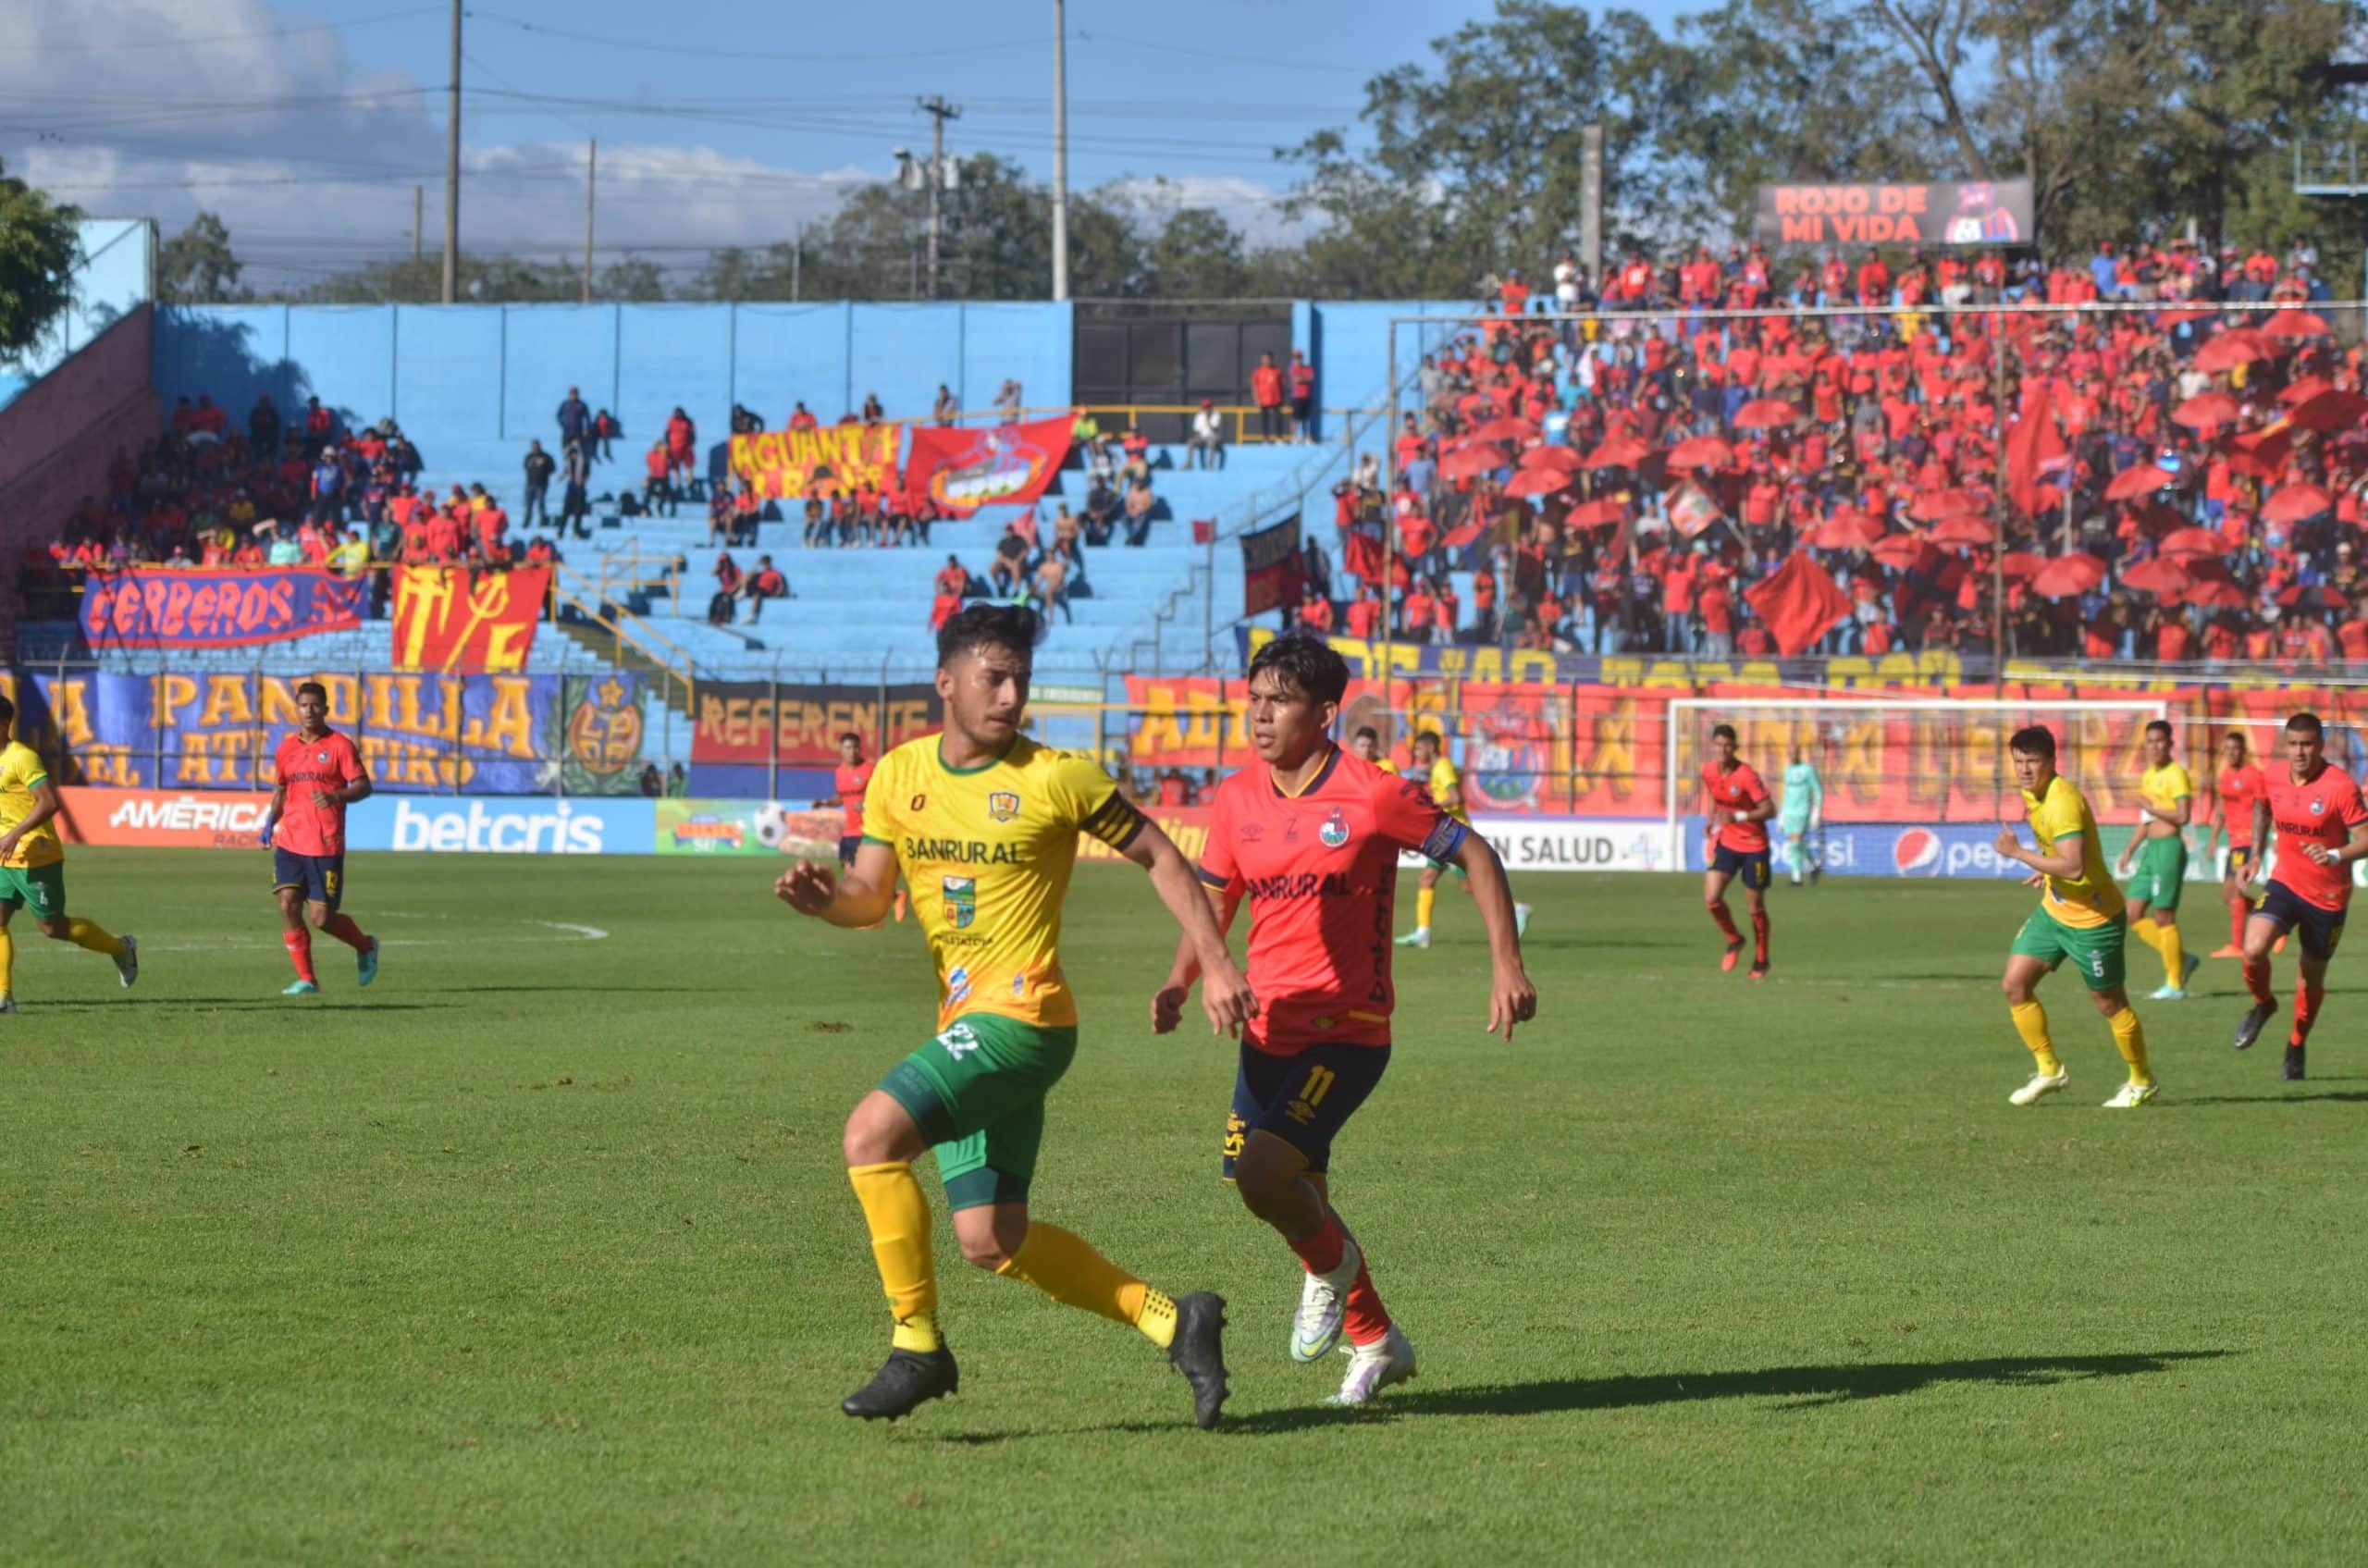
1513, 903, 1533, 938
2147, 984, 2188, 1002
1329, 1325, 1417, 1406
114, 933, 138, 989
1290, 1249, 1353, 1364
2009, 1070, 2070, 1106
2103, 1080, 2160, 1109
1394, 928, 1430, 949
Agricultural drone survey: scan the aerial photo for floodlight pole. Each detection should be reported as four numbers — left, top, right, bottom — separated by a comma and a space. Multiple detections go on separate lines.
441, 0, 462, 304
1050, 0, 1069, 301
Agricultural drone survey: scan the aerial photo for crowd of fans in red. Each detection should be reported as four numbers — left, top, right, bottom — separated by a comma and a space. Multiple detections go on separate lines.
1295, 239, 2368, 665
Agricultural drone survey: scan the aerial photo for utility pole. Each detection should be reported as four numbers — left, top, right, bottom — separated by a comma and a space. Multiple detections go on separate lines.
1050, 0, 1069, 301
917, 95, 961, 301
582, 138, 598, 304
1579, 123, 1604, 285
441, 0, 462, 303
411, 185, 422, 264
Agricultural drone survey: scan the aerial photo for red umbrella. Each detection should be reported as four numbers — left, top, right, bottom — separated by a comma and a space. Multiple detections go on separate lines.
1564, 498, 1627, 529
1467, 415, 1537, 445
2279, 583, 2350, 611
2186, 580, 2249, 610
1503, 468, 1571, 499
1437, 443, 1508, 481
1581, 435, 1649, 470
1732, 398, 1801, 430
2193, 328, 2274, 375
2001, 550, 2051, 580
1667, 435, 1735, 471
2286, 389, 2368, 433
2278, 377, 2335, 406
2104, 463, 2174, 501
2157, 307, 2217, 327
1868, 534, 1936, 571
2263, 483, 2334, 525
2030, 553, 2108, 599
2263, 309, 2331, 341
1928, 515, 1996, 547
1910, 486, 1990, 523
1806, 509, 1884, 549
2119, 557, 2192, 596
1516, 443, 1581, 473
2160, 526, 2233, 558
2171, 391, 2242, 430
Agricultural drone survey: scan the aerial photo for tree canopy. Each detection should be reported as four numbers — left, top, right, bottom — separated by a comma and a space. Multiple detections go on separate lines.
0, 158, 83, 359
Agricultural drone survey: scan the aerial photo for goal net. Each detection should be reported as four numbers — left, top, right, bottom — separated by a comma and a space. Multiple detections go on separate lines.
1665, 698, 2172, 876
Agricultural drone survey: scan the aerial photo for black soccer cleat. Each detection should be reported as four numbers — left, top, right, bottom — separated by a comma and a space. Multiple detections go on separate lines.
1166, 1290, 1230, 1429
2284, 1043, 2307, 1081
2233, 1002, 2276, 1052
841, 1345, 958, 1421
1747, 962, 1769, 982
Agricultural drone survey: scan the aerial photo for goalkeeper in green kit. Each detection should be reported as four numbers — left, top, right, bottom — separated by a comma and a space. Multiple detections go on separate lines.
1780, 748, 1823, 886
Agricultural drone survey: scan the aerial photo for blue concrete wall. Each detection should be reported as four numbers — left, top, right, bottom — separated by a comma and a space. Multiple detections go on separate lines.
1306, 300, 1474, 418
154, 302, 1074, 443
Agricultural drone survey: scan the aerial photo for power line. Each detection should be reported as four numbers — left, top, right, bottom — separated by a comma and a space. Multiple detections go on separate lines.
27, 5, 443, 55
467, 10, 1040, 65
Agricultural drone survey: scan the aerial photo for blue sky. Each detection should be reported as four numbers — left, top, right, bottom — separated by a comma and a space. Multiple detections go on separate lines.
6, 0, 1707, 283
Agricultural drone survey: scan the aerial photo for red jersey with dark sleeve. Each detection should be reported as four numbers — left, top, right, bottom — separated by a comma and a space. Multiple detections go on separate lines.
1197, 748, 1466, 1055
2216, 762, 2269, 845
1703, 760, 1771, 852
274, 729, 366, 856
2267, 762, 2368, 911
833, 759, 874, 838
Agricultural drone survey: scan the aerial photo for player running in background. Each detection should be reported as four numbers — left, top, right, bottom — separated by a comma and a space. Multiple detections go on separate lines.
0, 693, 137, 1010
1780, 747, 1823, 886
1992, 725, 2156, 1108
820, 731, 905, 923
777, 604, 1255, 1426
1153, 636, 1536, 1407
2229, 711, 2368, 1080
2207, 729, 2271, 958
1395, 729, 1530, 948
262, 682, 377, 997
1350, 725, 1396, 772
1702, 724, 1776, 978
2114, 720, 2200, 1001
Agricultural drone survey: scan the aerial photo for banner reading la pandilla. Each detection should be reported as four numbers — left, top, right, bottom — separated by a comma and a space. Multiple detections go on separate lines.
1753, 179, 2032, 248
80, 567, 366, 649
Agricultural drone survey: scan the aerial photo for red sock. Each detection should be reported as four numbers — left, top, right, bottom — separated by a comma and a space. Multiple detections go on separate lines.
320, 913, 370, 952
282, 928, 316, 982
2228, 898, 2248, 951
2243, 955, 2275, 1007
1342, 1256, 1392, 1347
2293, 981, 2325, 1044
1707, 900, 1742, 945
1750, 908, 1770, 964
1287, 1211, 1347, 1276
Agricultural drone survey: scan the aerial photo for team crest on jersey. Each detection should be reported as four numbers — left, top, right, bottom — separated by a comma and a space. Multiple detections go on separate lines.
316, 751, 329, 764
2312, 799, 2325, 815
988, 791, 1020, 822
943, 874, 977, 927
1319, 809, 1350, 848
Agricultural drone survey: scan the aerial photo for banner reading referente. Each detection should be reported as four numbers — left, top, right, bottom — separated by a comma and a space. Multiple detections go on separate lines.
692, 681, 944, 767
1753, 179, 2033, 248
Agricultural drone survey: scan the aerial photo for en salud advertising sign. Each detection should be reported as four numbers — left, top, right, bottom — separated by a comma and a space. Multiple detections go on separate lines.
1753, 179, 2032, 248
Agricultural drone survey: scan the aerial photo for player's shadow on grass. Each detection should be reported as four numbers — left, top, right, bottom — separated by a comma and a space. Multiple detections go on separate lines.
25, 998, 446, 1012
432, 984, 723, 994
2170, 1089, 2368, 1105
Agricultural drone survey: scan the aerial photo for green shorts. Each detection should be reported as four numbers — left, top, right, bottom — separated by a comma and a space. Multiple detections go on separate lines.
2010, 907, 2128, 994
2123, 834, 2187, 911
878, 1013, 1079, 1211
0, 860, 66, 920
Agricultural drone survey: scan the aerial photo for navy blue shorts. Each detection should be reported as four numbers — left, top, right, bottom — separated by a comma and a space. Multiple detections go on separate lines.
1223, 1041, 1389, 1178
2227, 846, 2256, 878
273, 848, 345, 912
837, 834, 860, 867
1710, 843, 1771, 889
2254, 878, 2345, 960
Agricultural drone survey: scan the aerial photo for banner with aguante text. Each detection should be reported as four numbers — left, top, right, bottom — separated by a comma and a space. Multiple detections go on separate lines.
729, 424, 903, 500
905, 417, 1072, 515
1753, 178, 2033, 248
390, 565, 549, 673
690, 681, 944, 767
80, 567, 366, 649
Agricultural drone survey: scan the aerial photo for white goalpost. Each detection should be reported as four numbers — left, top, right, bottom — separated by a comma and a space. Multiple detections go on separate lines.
1664, 697, 2174, 874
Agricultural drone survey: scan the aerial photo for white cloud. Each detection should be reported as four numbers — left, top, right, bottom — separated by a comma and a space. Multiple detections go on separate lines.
1098, 174, 1309, 246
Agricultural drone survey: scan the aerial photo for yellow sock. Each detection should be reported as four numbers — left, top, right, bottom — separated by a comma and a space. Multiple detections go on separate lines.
2156, 922, 2185, 986
0, 927, 13, 996
995, 1221, 1176, 1349
1415, 887, 1436, 931
847, 1162, 941, 1352
2108, 1006, 2151, 1085
2128, 920, 2163, 961
66, 919, 124, 958
2010, 1001, 2061, 1077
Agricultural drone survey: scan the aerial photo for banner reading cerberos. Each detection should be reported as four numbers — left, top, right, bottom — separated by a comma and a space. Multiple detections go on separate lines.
730, 425, 902, 500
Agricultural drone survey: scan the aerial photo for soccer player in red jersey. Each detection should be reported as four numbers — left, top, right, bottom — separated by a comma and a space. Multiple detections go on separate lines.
1702, 723, 1777, 978
1152, 636, 1536, 1407
262, 682, 378, 997
821, 731, 906, 923
2207, 730, 2271, 957
2230, 712, 2368, 1078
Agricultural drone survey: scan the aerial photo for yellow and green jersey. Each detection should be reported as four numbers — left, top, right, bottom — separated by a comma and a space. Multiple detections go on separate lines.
1426, 757, 1470, 825
0, 741, 63, 870
861, 734, 1142, 1030
2021, 773, 2123, 929
2139, 760, 2193, 828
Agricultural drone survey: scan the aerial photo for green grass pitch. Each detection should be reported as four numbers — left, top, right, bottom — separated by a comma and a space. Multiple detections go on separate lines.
3, 848, 2364, 1564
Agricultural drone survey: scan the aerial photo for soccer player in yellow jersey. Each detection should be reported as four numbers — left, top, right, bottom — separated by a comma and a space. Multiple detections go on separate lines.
2113, 719, 2200, 1001
0, 694, 138, 1011
1992, 724, 2156, 1108
1350, 725, 1395, 772
777, 605, 1258, 1426
1394, 729, 1531, 947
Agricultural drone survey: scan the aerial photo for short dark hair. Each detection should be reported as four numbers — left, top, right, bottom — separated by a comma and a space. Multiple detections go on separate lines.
0, 693, 15, 728
1412, 729, 1441, 752
1710, 722, 1737, 743
2287, 710, 2325, 740
1245, 634, 1349, 706
936, 603, 1039, 668
296, 681, 328, 704
837, 731, 861, 747
2144, 719, 2172, 740
1353, 725, 1380, 744
2009, 724, 2056, 759
2224, 730, 2249, 757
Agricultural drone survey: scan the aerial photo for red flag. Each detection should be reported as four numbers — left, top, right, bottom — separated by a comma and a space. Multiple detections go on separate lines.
390, 565, 550, 673
1743, 552, 1852, 657
2004, 379, 2067, 518
1342, 527, 1386, 583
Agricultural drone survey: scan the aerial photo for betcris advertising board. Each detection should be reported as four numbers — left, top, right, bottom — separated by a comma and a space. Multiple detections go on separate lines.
345, 795, 655, 857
